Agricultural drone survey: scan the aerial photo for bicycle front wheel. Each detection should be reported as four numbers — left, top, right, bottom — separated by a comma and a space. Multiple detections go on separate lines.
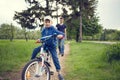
21, 59, 50, 80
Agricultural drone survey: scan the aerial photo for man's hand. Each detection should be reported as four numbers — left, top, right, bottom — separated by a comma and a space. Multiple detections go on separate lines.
57, 35, 64, 39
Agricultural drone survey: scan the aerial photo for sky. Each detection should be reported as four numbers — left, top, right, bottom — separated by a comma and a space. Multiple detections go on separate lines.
0, 0, 27, 27
97, 0, 120, 29
0, 0, 120, 30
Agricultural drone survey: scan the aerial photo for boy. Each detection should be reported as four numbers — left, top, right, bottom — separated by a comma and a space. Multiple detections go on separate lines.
56, 17, 67, 56
31, 16, 64, 80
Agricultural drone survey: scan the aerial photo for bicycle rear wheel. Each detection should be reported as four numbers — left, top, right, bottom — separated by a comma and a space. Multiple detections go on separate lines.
21, 59, 50, 80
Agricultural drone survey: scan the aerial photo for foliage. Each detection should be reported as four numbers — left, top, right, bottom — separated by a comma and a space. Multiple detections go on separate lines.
0, 23, 40, 40
13, 0, 102, 42
82, 16, 103, 36
66, 16, 103, 40
115, 31, 120, 40
66, 17, 79, 40
62, 0, 103, 41
100, 29, 120, 41
14, 0, 58, 29
105, 43, 120, 63
0, 23, 15, 41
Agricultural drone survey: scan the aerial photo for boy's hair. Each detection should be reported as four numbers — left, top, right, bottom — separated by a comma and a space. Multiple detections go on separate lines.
45, 19, 50, 23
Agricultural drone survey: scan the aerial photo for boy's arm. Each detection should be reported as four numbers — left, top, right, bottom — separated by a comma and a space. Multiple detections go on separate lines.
53, 28, 65, 39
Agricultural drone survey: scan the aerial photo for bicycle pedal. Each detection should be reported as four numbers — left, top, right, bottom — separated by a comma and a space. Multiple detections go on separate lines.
50, 71, 54, 75
35, 74, 40, 77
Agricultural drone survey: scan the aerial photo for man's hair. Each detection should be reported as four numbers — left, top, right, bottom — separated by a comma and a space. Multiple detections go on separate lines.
45, 19, 50, 22
60, 17, 64, 19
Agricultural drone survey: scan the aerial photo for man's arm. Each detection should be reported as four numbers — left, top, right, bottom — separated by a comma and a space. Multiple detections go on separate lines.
56, 24, 59, 29
65, 28, 67, 40
53, 27, 65, 39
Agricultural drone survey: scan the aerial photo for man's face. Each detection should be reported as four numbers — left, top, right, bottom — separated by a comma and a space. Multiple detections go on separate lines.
44, 20, 51, 27
60, 18, 64, 23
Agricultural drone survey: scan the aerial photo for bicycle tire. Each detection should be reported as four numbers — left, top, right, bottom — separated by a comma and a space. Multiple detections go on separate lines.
21, 58, 50, 80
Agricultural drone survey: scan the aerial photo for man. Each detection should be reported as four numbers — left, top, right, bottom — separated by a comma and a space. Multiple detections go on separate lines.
56, 17, 67, 56
31, 16, 64, 80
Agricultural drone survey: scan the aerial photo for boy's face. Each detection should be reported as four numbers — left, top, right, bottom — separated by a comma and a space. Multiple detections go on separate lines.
44, 20, 51, 27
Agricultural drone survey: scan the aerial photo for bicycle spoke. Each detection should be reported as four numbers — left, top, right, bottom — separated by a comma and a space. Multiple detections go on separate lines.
24, 60, 50, 80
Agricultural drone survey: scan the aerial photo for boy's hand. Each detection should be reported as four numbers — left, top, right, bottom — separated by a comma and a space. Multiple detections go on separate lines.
57, 35, 64, 39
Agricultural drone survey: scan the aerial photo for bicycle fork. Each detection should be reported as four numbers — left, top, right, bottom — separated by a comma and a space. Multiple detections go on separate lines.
35, 47, 45, 76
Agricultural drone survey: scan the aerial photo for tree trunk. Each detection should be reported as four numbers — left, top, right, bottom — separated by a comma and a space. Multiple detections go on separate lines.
25, 32, 28, 42
10, 23, 14, 42
76, 27, 79, 42
79, 12, 82, 42
23, 27, 28, 42
46, 0, 49, 15
79, 2, 83, 42
56, 1, 58, 24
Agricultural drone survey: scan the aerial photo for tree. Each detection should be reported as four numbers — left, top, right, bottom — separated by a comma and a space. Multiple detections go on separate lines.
13, 0, 102, 42
115, 31, 120, 40
100, 29, 120, 41
0, 23, 15, 41
60, 0, 102, 42
14, 0, 58, 29
10, 23, 14, 41
13, 0, 61, 41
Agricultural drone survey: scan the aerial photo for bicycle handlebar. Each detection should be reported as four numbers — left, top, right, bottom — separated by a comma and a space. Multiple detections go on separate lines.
36, 33, 57, 43
41, 33, 57, 41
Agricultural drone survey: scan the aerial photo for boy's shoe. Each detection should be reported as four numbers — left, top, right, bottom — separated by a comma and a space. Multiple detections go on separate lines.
59, 53, 64, 57
58, 74, 64, 80
61, 53, 64, 56
50, 71, 54, 75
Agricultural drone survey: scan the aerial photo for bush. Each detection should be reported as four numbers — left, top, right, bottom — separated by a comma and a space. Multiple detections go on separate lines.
105, 43, 120, 63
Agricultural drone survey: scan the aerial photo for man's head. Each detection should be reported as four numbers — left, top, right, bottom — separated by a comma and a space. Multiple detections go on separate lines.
44, 16, 52, 27
60, 17, 64, 24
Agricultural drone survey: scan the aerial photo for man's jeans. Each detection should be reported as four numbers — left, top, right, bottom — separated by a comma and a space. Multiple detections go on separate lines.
31, 46, 61, 71
58, 38, 65, 54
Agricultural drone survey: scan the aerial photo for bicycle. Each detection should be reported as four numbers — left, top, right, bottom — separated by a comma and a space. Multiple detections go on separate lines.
21, 34, 56, 80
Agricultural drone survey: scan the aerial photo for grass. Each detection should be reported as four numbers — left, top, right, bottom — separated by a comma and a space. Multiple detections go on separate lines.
0, 40, 39, 74
65, 41, 120, 80
1, 40, 120, 80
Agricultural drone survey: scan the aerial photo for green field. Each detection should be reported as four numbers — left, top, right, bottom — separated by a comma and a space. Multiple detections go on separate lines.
65, 41, 120, 80
0, 40, 120, 80
0, 40, 39, 74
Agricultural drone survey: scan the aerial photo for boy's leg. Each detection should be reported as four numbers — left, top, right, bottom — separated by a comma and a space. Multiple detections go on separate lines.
49, 47, 64, 80
49, 47, 61, 71
31, 46, 41, 59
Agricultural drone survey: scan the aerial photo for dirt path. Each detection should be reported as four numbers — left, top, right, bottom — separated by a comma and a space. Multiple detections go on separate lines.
50, 43, 70, 80
85, 41, 117, 44
0, 43, 70, 80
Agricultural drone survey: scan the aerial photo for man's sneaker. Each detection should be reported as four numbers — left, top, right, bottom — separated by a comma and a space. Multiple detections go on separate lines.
58, 74, 64, 80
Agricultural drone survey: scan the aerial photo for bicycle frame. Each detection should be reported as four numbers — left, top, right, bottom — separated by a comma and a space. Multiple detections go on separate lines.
22, 34, 59, 80
35, 34, 56, 76
35, 42, 51, 76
